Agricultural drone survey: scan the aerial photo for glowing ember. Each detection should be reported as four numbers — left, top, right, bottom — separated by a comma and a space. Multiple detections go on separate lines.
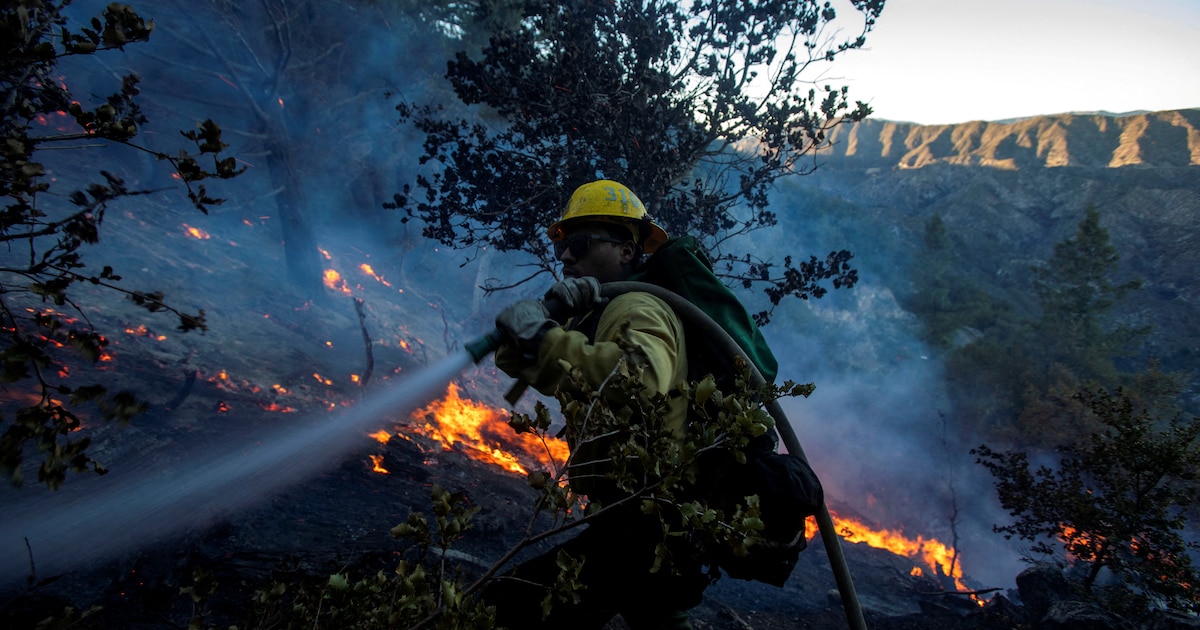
408, 383, 569, 476
125, 325, 167, 341
323, 269, 351, 295
359, 263, 391, 287
312, 373, 333, 386
182, 224, 210, 240
1058, 524, 1100, 550
32, 110, 75, 132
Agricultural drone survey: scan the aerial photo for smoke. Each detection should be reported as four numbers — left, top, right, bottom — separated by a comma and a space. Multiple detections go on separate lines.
730, 187, 1028, 591
12, 0, 1032, 599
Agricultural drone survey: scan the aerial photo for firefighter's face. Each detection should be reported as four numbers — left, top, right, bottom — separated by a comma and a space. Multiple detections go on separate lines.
556, 222, 635, 284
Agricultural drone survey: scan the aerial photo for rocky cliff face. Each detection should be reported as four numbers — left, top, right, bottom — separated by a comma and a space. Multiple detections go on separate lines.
775, 109, 1200, 394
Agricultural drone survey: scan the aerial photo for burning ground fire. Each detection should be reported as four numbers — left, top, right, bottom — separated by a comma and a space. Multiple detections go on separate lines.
319, 248, 403, 298
379, 382, 570, 476
382, 384, 980, 596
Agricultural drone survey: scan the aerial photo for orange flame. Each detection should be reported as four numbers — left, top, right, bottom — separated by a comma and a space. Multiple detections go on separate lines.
369, 454, 388, 474
823, 512, 977, 599
408, 383, 569, 475
359, 263, 391, 287
1059, 524, 1100, 549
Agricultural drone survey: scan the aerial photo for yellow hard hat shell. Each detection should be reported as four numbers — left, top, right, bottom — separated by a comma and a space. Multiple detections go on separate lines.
548, 180, 669, 253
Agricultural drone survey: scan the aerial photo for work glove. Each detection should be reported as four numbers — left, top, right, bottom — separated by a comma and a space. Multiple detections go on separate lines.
543, 277, 606, 317
495, 299, 556, 358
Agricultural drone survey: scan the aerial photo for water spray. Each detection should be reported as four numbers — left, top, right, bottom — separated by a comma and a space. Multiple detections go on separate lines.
0, 346, 487, 589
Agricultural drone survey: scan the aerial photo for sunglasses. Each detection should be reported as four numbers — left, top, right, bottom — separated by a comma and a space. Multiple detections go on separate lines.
553, 233, 626, 259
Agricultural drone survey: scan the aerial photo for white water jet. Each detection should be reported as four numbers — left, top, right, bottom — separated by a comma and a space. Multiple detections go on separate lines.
0, 350, 476, 588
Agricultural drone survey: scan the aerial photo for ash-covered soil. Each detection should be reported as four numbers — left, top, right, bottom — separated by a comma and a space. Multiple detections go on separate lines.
1, 434, 1025, 630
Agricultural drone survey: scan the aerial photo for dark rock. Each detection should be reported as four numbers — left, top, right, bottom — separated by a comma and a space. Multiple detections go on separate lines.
1039, 599, 1122, 630
917, 598, 965, 619
1016, 563, 1071, 620
825, 588, 844, 608
1146, 608, 1200, 630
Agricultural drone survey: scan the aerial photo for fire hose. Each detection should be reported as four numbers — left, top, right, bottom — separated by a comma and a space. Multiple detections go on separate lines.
464, 281, 867, 630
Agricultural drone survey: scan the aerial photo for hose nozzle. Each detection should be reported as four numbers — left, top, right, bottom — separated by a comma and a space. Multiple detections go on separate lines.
464, 330, 503, 364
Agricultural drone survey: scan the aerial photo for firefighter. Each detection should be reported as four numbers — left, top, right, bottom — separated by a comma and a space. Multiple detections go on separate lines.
485, 180, 707, 629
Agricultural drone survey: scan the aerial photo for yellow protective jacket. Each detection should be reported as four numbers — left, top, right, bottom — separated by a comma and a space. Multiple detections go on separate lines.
495, 291, 689, 500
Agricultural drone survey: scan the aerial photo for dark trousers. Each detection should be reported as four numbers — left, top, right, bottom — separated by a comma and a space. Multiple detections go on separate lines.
482, 508, 709, 629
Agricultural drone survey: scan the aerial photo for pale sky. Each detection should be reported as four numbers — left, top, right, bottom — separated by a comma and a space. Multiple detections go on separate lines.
822, 0, 1200, 124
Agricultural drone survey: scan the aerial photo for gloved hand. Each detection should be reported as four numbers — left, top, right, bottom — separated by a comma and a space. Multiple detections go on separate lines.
544, 277, 606, 316
495, 299, 555, 355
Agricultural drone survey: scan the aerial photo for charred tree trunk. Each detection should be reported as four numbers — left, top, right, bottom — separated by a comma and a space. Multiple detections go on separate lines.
264, 135, 323, 301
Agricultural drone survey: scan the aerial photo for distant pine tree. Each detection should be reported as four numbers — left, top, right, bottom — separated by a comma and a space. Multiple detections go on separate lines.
1030, 205, 1147, 387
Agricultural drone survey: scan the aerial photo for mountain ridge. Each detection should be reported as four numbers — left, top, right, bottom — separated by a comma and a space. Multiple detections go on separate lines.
816, 109, 1200, 170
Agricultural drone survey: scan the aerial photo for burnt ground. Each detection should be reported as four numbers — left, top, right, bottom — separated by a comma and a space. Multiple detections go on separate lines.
1, 435, 1027, 630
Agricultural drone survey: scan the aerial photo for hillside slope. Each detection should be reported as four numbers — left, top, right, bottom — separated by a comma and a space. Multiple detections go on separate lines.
775, 110, 1200, 394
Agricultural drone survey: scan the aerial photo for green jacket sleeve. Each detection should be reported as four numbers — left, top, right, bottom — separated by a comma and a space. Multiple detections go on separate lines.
495, 292, 687, 400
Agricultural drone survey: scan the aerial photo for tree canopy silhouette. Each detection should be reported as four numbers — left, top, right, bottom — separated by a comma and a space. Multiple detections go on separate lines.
393, 0, 883, 321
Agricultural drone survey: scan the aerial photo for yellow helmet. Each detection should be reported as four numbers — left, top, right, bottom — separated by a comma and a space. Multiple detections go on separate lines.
548, 180, 669, 253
